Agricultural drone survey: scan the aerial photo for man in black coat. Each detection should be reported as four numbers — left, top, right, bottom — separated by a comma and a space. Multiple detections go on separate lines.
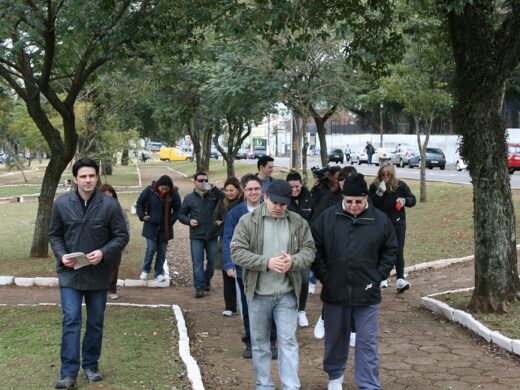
49, 158, 129, 389
311, 173, 397, 390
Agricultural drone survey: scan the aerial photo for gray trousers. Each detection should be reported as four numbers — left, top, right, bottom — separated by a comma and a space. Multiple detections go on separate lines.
323, 303, 381, 390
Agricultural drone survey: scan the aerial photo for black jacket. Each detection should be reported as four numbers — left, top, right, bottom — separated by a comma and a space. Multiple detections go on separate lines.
179, 187, 224, 239
311, 203, 397, 307
49, 190, 129, 290
311, 188, 342, 223
136, 184, 181, 241
368, 180, 416, 225
288, 187, 314, 222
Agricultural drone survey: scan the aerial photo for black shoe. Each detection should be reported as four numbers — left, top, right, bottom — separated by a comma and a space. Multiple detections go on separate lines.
271, 343, 278, 360
195, 289, 204, 298
83, 368, 103, 382
55, 376, 76, 389
242, 344, 252, 359
204, 282, 211, 292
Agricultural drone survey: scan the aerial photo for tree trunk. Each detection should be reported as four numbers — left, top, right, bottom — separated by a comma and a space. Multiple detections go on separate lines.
226, 159, 235, 178
415, 117, 427, 202
121, 149, 129, 166
315, 118, 328, 167
447, 3, 520, 313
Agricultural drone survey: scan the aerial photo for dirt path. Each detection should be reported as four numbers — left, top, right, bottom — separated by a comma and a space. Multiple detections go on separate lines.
1, 166, 520, 389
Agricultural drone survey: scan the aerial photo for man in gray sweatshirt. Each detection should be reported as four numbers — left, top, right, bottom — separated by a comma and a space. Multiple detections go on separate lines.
231, 179, 316, 389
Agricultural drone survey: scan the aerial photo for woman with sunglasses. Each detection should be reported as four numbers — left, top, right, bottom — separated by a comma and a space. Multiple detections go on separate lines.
369, 162, 416, 293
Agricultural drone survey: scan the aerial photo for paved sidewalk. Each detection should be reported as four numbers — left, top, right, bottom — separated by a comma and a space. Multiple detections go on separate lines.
1, 260, 520, 389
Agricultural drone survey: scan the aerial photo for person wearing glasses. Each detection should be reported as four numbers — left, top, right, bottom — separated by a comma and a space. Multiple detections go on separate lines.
136, 175, 181, 283
311, 173, 397, 390
369, 162, 416, 293
179, 171, 224, 298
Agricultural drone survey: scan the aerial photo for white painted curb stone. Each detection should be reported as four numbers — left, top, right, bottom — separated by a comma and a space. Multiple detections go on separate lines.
34, 277, 59, 287
0, 276, 14, 285
14, 277, 34, 287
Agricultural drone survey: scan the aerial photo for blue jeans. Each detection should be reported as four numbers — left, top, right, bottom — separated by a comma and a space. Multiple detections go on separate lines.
59, 287, 107, 377
323, 303, 380, 389
190, 238, 217, 290
142, 238, 167, 277
248, 292, 299, 390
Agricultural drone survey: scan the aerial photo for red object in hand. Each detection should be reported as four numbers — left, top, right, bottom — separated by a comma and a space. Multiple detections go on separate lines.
395, 201, 402, 211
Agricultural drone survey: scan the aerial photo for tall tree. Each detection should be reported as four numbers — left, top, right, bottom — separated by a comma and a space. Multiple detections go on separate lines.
0, 1, 149, 257
441, 0, 520, 312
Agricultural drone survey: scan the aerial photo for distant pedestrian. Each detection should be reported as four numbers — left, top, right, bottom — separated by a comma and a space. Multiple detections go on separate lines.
49, 158, 129, 389
99, 184, 129, 300
179, 171, 224, 298
232, 179, 316, 389
344, 145, 351, 163
312, 173, 397, 390
369, 162, 416, 292
136, 175, 181, 282
213, 176, 243, 316
256, 155, 275, 193
365, 141, 375, 166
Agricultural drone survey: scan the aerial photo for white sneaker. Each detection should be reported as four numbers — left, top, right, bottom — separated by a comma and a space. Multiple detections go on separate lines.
139, 272, 148, 281
308, 283, 316, 294
396, 278, 410, 293
108, 293, 118, 300
298, 311, 309, 327
314, 315, 325, 339
222, 310, 234, 317
327, 375, 344, 390
380, 279, 389, 288
349, 332, 356, 348
155, 274, 166, 282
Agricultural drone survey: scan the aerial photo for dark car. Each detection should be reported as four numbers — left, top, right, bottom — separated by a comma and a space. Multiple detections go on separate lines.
408, 148, 446, 170
508, 143, 520, 174
328, 148, 344, 164
253, 146, 267, 159
236, 148, 248, 160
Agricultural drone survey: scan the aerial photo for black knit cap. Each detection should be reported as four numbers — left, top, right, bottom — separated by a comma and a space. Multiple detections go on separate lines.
266, 179, 292, 204
341, 173, 368, 196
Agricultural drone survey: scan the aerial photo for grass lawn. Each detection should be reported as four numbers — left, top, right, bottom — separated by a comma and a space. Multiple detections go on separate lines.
0, 305, 190, 389
1, 159, 520, 276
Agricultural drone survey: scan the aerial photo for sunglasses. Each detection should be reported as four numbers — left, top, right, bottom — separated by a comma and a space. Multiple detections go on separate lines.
196, 179, 208, 183
345, 199, 364, 205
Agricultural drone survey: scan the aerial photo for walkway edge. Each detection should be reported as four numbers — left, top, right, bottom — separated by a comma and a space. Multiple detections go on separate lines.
422, 288, 520, 357
172, 304, 205, 390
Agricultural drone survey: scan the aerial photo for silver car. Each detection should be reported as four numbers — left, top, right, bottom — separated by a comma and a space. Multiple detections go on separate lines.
390, 145, 417, 167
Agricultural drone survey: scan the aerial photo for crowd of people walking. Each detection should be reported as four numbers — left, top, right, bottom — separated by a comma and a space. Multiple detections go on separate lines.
49, 152, 416, 389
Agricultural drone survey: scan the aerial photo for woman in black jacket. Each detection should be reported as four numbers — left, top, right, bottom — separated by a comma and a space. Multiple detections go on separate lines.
136, 175, 181, 282
369, 162, 416, 293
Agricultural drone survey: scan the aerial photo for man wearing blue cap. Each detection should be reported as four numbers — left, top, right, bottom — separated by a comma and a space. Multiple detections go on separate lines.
231, 179, 316, 389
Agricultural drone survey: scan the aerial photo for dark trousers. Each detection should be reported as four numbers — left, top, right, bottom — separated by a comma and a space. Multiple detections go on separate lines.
394, 223, 406, 279
222, 270, 237, 312
298, 267, 310, 311
108, 254, 122, 294
323, 303, 380, 389
236, 276, 277, 346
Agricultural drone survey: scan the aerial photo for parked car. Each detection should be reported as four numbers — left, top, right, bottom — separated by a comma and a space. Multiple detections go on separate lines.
508, 143, 520, 174
253, 146, 267, 158
210, 147, 219, 159
456, 157, 468, 171
356, 149, 369, 165
159, 147, 193, 162
0, 151, 4, 164
235, 148, 248, 159
246, 149, 255, 159
390, 145, 416, 167
373, 147, 394, 166
348, 150, 360, 164
408, 148, 446, 170
328, 148, 344, 164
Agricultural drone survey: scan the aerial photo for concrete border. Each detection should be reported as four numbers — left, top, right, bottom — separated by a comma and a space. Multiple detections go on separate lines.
0, 302, 204, 390
422, 287, 520, 357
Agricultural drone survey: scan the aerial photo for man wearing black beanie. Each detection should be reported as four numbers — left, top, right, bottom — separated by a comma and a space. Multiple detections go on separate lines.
311, 173, 398, 390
